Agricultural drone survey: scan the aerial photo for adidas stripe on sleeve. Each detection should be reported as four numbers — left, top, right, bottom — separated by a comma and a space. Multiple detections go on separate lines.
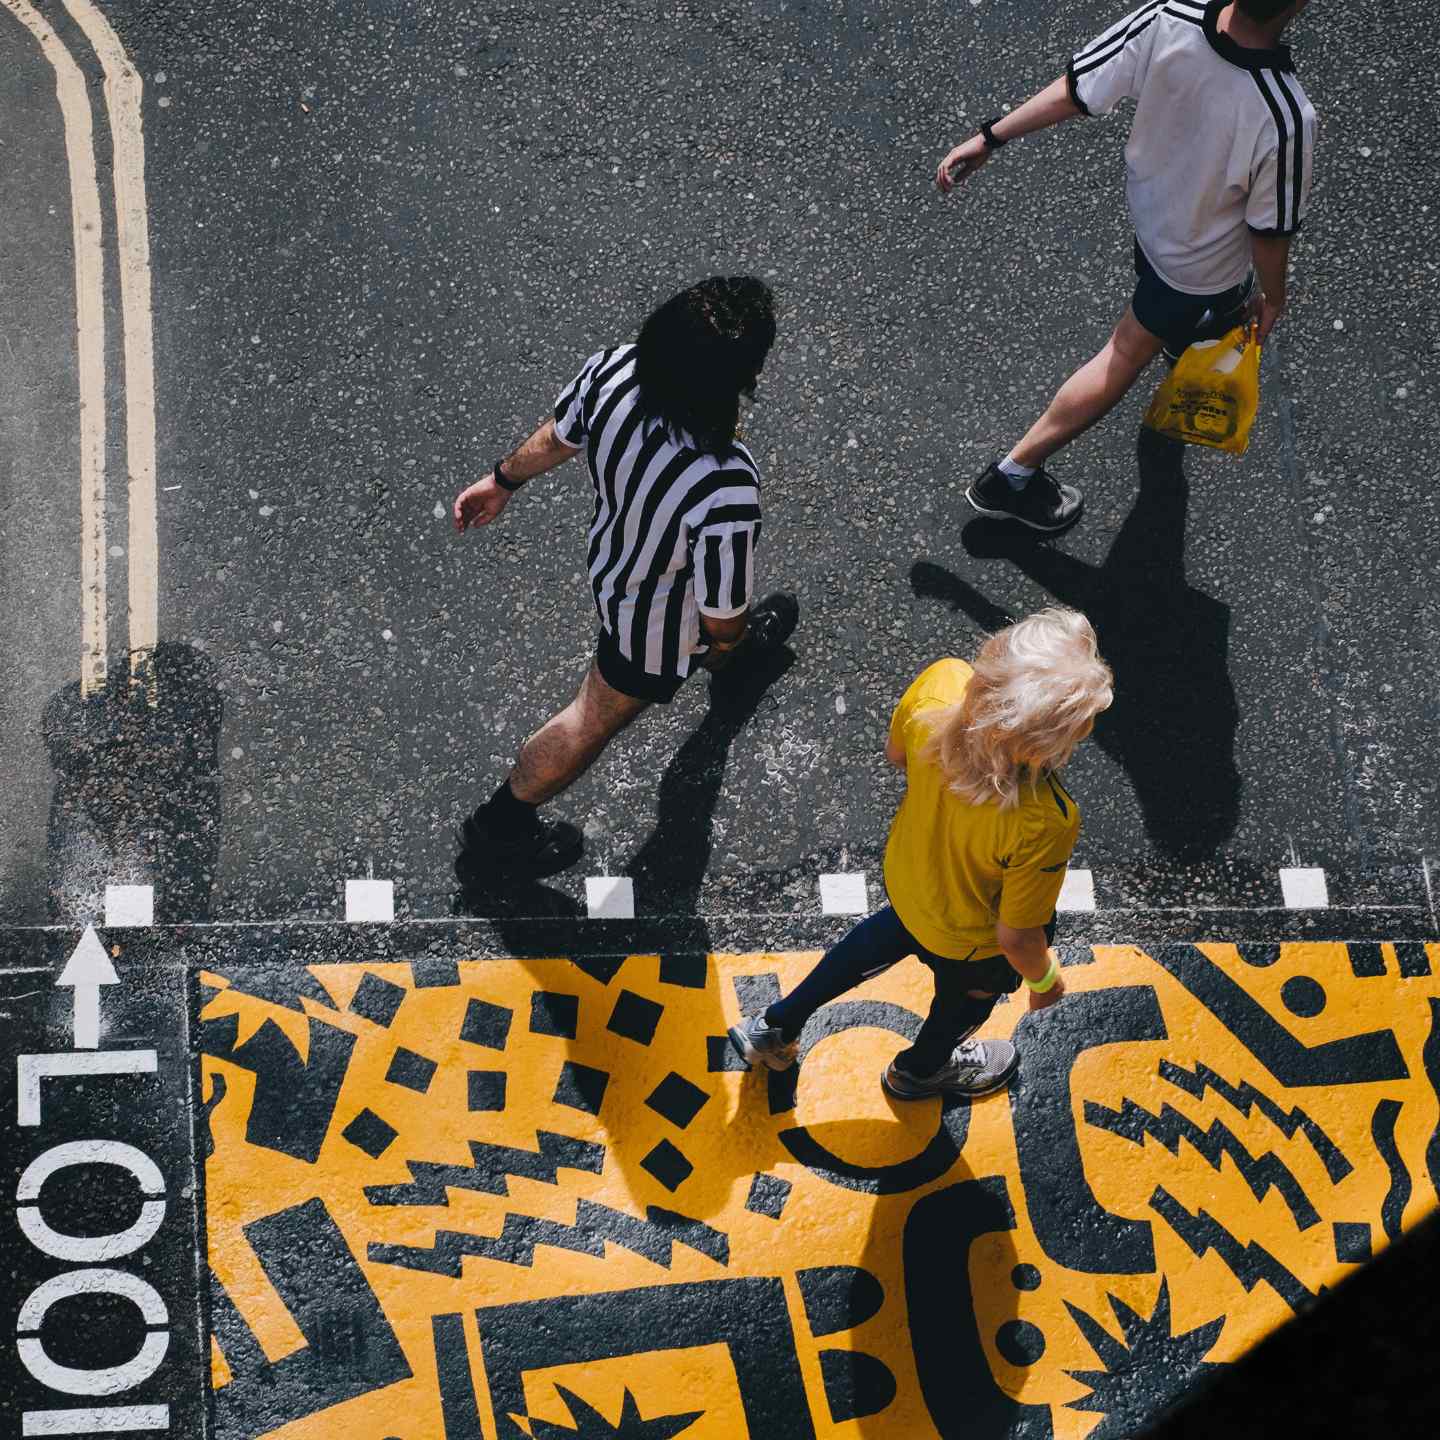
1245, 67, 1317, 235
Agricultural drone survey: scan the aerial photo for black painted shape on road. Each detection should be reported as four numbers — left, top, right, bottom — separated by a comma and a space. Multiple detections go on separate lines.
386, 1045, 437, 1094
473, 1278, 816, 1440
1280, 975, 1326, 1017
819, 1349, 897, 1424
733, 972, 782, 1013
202, 1010, 355, 1164
1150, 1185, 1316, 1312
1332, 1221, 1373, 1264
1158, 1058, 1352, 1183
1084, 1096, 1320, 1230
1235, 943, 1281, 967
568, 953, 627, 985
529, 989, 579, 1039
707, 1034, 749, 1072
660, 952, 709, 988
554, 1060, 609, 1115
745, 1171, 793, 1220
369, 1198, 727, 1274
608, 988, 665, 1045
348, 970, 407, 1026
1398, 942, 1433, 978
996, 1320, 1047, 1366
1371, 1098, 1411, 1242
412, 956, 462, 988
772, 998, 971, 1195
1147, 945, 1409, 1086
1063, 1278, 1225, 1438
459, 997, 513, 1051
1425, 999, 1440, 1199
641, 1138, 694, 1192
1011, 986, 1167, 1275
365, 1130, 605, 1205
468, 1069, 508, 1112
211, 1197, 412, 1437
342, 1107, 398, 1159
905, 1175, 1055, 1439
1345, 943, 1387, 978
644, 1071, 711, 1129
796, 1265, 885, 1336
432, 1313, 484, 1440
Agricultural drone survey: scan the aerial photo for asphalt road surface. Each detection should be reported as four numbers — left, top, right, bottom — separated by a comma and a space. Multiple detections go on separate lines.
2, 0, 1437, 931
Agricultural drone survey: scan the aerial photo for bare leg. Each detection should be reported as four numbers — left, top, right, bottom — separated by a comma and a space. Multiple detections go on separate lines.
1009, 306, 1165, 467
509, 662, 650, 804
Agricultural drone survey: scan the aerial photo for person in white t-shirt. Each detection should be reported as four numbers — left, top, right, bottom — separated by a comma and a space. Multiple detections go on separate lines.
937, 0, 1318, 533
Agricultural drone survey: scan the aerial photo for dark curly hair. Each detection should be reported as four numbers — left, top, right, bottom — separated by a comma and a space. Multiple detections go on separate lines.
1236, 0, 1299, 22
634, 276, 777, 455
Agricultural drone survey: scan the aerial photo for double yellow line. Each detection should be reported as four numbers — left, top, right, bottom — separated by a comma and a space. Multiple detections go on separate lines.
3, 0, 158, 700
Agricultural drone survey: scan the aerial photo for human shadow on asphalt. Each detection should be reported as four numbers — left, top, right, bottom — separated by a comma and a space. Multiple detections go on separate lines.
452, 640, 800, 1223
41, 642, 223, 923
915, 427, 1241, 861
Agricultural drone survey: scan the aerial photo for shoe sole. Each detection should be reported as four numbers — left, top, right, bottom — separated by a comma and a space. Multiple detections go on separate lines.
727, 1024, 797, 1072
880, 1055, 1019, 1101
964, 483, 1083, 534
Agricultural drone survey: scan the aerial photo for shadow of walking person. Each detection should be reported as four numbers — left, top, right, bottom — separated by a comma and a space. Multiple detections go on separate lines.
915, 428, 1241, 862
42, 642, 224, 924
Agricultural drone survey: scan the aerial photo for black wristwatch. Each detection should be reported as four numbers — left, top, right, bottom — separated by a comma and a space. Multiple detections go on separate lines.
493, 457, 525, 492
979, 115, 1009, 150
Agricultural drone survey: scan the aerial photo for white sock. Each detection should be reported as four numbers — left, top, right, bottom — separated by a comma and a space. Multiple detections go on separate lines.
997, 455, 1036, 490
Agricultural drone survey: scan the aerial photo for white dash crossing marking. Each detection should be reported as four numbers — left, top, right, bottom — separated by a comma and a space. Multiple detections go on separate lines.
24, 1406, 171, 1436
345, 879, 395, 923
1056, 867, 1097, 912
819, 872, 869, 915
104, 884, 153, 928
585, 876, 635, 920
1280, 867, 1329, 909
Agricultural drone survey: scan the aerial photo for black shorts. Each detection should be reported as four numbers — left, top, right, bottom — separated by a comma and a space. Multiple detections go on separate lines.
594, 628, 689, 704
963, 914, 1057, 994
1131, 237, 1254, 358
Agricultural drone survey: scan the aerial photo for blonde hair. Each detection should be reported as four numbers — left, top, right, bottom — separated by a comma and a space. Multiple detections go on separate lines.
922, 607, 1113, 809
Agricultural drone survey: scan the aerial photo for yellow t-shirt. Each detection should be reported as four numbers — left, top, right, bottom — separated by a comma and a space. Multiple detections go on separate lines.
883, 659, 1080, 961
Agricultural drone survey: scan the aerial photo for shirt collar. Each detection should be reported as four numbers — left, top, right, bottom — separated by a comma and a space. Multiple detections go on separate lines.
1203, 0, 1295, 73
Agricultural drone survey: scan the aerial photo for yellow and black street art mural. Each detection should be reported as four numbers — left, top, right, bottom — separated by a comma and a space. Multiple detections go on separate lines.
200, 942, 1440, 1439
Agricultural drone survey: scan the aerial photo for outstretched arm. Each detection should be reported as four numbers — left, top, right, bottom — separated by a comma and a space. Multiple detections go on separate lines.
936, 75, 1083, 193
453, 418, 579, 532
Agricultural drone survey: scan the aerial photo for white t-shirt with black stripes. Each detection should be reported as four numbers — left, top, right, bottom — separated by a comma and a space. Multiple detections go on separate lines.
554, 344, 762, 680
1067, 0, 1317, 295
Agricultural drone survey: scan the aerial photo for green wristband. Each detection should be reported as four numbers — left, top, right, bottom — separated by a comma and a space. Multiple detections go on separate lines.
1024, 958, 1060, 993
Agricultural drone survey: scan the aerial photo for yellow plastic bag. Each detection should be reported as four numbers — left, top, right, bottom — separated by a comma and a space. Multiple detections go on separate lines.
1142, 324, 1260, 455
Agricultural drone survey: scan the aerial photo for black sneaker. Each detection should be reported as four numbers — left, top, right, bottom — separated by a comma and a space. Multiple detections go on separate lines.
455, 808, 584, 883
707, 592, 799, 708
966, 462, 1084, 532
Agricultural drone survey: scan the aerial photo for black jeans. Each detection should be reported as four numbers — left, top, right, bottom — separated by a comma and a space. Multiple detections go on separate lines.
763, 905, 1030, 1078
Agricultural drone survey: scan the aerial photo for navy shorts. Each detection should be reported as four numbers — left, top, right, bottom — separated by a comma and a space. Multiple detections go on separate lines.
595, 628, 689, 704
1131, 238, 1254, 358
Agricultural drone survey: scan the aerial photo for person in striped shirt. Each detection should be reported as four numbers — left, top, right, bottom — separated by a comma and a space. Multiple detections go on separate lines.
452, 276, 797, 883
936, 0, 1318, 532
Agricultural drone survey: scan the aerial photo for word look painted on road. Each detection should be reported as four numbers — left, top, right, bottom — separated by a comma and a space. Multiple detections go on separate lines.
5, 928, 201, 1437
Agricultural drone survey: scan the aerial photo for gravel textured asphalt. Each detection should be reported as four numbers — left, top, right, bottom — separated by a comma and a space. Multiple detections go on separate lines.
1, 0, 1436, 930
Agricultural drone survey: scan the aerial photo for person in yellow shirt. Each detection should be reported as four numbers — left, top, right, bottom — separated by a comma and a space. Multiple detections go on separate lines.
729, 607, 1113, 1098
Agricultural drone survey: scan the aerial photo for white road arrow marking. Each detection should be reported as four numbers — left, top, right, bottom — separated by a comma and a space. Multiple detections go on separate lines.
56, 926, 119, 1049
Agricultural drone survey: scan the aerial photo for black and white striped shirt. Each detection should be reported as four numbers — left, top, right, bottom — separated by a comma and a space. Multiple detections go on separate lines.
1068, 0, 1317, 293
554, 345, 762, 679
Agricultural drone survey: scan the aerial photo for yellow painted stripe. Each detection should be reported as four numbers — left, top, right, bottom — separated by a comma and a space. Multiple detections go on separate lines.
63, 0, 160, 697
3, 0, 108, 695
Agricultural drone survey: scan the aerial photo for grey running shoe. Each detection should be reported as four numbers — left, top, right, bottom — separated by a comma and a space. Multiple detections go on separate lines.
966, 462, 1083, 532
881, 1038, 1019, 1099
727, 1014, 799, 1072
